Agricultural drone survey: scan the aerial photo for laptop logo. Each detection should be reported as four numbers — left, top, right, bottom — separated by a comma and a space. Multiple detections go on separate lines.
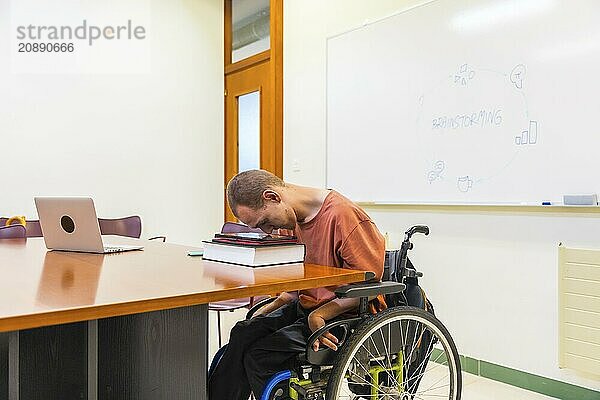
60, 215, 76, 234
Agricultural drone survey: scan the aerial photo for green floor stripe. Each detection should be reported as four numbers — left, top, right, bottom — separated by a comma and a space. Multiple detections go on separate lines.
461, 355, 479, 375
429, 349, 599, 399
431, 348, 449, 365
480, 361, 600, 400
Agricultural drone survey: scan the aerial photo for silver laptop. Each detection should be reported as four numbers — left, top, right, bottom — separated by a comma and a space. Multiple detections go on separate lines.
34, 197, 144, 254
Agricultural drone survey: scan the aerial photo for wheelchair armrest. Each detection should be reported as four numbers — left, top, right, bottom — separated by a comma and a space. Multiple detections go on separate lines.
305, 317, 361, 365
245, 296, 277, 319
335, 281, 406, 299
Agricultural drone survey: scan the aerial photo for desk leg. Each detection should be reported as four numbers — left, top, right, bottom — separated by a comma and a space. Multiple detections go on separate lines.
88, 320, 98, 400
2, 323, 88, 400
0, 332, 8, 400
98, 304, 208, 400
0, 332, 18, 400
200, 304, 208, 400
7, 332, 17, 400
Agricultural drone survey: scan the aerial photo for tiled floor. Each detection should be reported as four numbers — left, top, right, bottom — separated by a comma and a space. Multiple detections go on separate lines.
210, 309, 558, 400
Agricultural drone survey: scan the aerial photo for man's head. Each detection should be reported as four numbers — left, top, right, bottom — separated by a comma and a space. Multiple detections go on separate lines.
226, 170, 297, 232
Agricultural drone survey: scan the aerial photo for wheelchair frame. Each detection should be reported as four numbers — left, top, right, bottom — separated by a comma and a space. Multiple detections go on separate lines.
213, 225, 462, 400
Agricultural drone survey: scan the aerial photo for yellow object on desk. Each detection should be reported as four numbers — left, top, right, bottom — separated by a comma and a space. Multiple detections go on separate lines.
5, 215, 26, 227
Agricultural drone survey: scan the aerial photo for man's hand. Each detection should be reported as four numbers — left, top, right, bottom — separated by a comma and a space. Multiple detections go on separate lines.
308, 312, 339, 351
306, 297, 360, 351
250, 306, 269, 318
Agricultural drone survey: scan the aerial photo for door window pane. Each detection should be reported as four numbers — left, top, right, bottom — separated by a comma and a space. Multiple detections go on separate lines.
238, 91, 260, 172
232, 0, 270, 63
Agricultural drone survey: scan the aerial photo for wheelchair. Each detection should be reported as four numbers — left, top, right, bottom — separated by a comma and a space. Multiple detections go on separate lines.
210, 225, 462, 400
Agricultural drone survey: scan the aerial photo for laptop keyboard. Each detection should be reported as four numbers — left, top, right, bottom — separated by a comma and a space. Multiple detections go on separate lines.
104, 246, 123, 253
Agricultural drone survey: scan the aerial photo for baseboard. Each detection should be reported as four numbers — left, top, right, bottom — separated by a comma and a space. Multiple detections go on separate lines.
430, 349, 600, 400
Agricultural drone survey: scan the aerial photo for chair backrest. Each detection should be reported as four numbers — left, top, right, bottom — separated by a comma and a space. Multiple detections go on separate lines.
0, 218, 43, 238
23, 220, 43, 237
98, 216, 142, 238
0, 225, 26, 239
221, 221, 264, 234
384, 250, 418, 283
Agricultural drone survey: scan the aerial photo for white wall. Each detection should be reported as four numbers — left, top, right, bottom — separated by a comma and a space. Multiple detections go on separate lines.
284, 0, 600, 390
0, 0, 224, 246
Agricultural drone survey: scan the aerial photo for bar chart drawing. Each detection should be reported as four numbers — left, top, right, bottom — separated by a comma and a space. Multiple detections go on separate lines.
528, 121, 538, 143
515, 120, 538, 145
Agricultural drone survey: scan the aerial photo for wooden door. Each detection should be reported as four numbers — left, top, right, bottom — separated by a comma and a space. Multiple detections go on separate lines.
224, 0, 283, 222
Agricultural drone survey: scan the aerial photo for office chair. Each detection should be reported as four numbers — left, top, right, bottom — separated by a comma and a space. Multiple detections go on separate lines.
0, 224, 26, 239
97, 216, 166, 241
98, 216, 143, 238
210, 222, 269, 347
0, 217, 42, 237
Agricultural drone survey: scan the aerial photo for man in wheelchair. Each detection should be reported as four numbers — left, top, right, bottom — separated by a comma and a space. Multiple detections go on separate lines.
209, 170, 462, 400
208, 169, 386, 400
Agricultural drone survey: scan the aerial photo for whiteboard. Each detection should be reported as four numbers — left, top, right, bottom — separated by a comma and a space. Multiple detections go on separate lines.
326, 0, 600, 204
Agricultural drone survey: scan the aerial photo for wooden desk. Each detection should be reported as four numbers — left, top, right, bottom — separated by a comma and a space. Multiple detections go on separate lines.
0, 237, 367, 400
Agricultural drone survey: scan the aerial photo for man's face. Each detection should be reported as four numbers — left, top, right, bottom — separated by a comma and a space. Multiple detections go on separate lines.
234, 197, 297, 233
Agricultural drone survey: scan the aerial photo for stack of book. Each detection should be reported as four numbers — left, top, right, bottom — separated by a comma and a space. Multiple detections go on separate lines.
202, 232, 305, 267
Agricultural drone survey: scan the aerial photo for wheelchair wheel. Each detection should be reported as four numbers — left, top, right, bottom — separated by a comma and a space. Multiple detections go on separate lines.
326, 307, 461, 400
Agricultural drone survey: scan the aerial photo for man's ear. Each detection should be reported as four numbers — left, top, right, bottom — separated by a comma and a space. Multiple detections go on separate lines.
262, 189, 281, 203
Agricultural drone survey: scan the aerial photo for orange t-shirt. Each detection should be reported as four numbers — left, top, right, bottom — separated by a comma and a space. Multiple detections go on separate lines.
295, 191, 385, 309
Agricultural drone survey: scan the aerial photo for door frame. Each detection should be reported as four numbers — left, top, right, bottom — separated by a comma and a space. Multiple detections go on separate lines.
223, 0, 283, 222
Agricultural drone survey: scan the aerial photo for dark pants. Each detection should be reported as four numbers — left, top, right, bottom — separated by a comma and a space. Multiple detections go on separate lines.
208, 300, 311, 400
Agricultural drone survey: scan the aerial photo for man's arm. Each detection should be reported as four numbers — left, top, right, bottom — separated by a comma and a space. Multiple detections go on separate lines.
251, 291, 298, 317
307, 297, 360, 351
308, 220, 385, 350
